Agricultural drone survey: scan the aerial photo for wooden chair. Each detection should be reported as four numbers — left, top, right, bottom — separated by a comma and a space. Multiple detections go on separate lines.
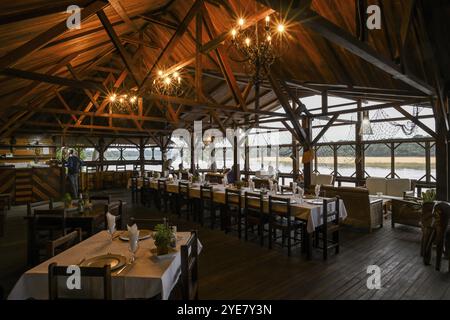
129, 217, 169, 230
180, 231, 199, 300
130, 176, 140, 203
27, 200, 53, 216
31, 209, 67, 264
0, 193, 12, 210
423, 202, 450, 271
141, 177, 152, 207
46, 229, 82, 258
316, 197, 341, 260
104, 201, 122, 231
90, 195, 111, 204
157, 180, 169, 212
178, 182, 193, 220
0, 204, 6, 238
244, 192, 267, 246
48, 262, 112, 300
268, 196, 303, 256
200, 185, 219, 229
224, 188, 243, 238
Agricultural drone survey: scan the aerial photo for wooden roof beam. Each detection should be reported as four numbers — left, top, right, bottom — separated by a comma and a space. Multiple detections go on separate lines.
0, 0, 110, 69
257, 1, 435, 96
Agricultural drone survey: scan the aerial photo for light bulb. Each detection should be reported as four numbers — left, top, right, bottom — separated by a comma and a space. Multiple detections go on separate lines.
177, 77, 181, 84
265, 16, 270, 23
238, 18, 245, 26
109, 94, 116, 102
164, 77, 171, 85
130, 96, 137, 103
277, 24, 285, 33
245, 38, 251, 46
158, 70, 163, 77
231, 29, 237, 38
173, 71, 179, 78
267, 35, 272, 42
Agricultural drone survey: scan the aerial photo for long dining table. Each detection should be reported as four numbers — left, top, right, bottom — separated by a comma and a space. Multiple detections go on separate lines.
140, 179, 347, 259
9, 230, 201, 300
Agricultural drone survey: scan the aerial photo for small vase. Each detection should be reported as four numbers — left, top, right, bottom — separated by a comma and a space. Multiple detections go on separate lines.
156, 245, 169, 256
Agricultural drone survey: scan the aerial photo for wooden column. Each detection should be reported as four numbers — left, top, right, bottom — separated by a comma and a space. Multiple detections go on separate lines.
190, 131, 195, 173
435, 98, 449, 201
355, 100, 364, 186
244, 135, 249, 180
233, 134, 240, 181
302, 117, 312, 188
292, 135, 299, 181
139, 137, 145, 176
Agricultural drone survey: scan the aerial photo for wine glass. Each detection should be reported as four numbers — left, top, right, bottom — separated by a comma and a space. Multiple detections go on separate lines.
315, 185, 321, 199
107, 225, 116, 243
128, 237, 139, 264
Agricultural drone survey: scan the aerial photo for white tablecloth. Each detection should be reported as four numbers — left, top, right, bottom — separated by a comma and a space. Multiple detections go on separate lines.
8, 231, 202, 300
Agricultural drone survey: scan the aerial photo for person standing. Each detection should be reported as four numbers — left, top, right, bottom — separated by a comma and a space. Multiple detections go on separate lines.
66, 149, 83, 199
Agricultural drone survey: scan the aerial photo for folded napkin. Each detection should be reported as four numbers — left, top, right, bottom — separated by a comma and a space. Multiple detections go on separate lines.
127, 223, 140, 252
298, 187, 305, 198
292, 182, 298, 193
223, 174, 228, 186
106, 212, 116, 234
315, 184, 321, 196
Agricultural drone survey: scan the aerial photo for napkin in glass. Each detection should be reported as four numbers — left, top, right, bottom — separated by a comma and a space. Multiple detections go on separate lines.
127, 223, 140, 251
106, 212, 116, 234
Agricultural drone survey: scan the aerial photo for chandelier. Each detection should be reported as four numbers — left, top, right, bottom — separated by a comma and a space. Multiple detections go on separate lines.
151, 69, 185, 96
229, 14, 288, 126
229, 15, 287, 82
106, 90, 139, 113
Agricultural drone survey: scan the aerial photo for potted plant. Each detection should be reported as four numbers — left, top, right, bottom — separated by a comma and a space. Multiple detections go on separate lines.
235, 180, 245, 190
153, 224, 171, 255
63, 193, 72, 208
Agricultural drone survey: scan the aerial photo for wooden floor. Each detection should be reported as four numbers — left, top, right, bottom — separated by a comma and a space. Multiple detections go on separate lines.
1, 189, 450, 300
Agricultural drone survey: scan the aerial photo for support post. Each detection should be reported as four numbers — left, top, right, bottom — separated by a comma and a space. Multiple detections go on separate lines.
233, 134, 240, 181
139, 137, 145, 176
302, 117, 312, 188
191, 131, 195, 173
434, 98, 449, 200
355, 100, 364, 186
292, 135, 299, 181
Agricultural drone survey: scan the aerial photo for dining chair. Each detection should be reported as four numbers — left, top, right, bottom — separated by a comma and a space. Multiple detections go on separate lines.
129, 217, 169, 230
178, 182, 193, 220
48, 262, 112, 300
27, 200, 54, 216
316, 197, 340, 260
157, 180, 169, 212
200, 185, 219, 229
142, 177, 152, 207
46, 228, 82, 258
31, 209, 67, 265
224, 188, 243, 238
244, 192, 267, 246
180, 231, 199, 300
268, 196, 303, 256
130, 176, 140, 203
104, 201, 123, 231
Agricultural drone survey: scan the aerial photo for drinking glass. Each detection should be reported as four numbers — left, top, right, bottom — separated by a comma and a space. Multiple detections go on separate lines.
315, 185, 321, 199
108, 226, 115, 243
128, 238, 139, 264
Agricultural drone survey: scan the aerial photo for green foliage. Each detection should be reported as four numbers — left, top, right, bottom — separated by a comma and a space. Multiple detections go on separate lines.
63, 193, 72, 206
235, 180, 245, 189
422, 189, 436, 203
153, 224, 171, 248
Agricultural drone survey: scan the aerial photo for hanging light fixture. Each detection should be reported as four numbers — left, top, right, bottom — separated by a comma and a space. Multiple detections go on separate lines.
151, 69, 184, 96
360, 110, 373, 135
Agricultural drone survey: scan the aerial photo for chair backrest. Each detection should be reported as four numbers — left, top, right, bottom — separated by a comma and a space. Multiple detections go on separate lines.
180, 231, 199, 300
179, 182, 190, 198
225, 188, 241, 210
129, 217, 168, 230
280, 185, 293, 194
143, 177, 150, 189
253, 178, 270, 189
90, 195, 111, 204
104, 201, 122, 230
200, 185, 213, 201
157, 180, 167, 192
244, 192, 263, 216
268, 196, 291, 221
48, 262, 111, 300
27, 200, 53, 216
386, 178, 411, 197
322, 197, 340, 230
365, 177, 387, 195
46, 229, 82, 258
33, 208, 66, 232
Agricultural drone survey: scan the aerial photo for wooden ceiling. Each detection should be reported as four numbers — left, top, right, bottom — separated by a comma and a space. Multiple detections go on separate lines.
0, 0, 447, 142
